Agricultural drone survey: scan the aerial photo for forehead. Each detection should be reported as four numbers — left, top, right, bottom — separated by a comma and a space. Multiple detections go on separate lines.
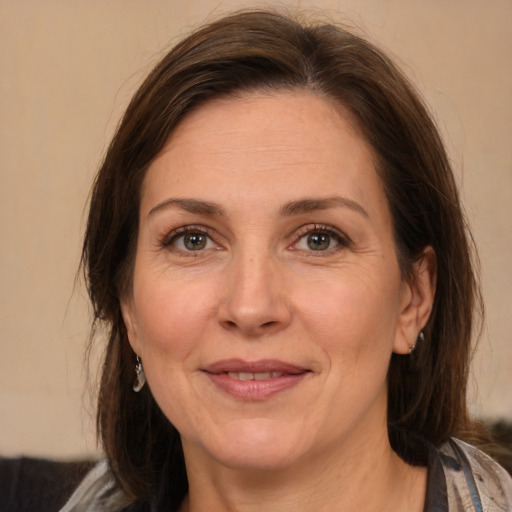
141, 91, 387, 219
160, 91, 366, 161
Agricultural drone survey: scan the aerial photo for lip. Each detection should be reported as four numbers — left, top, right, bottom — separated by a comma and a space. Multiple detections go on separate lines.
202, 359, 310, 400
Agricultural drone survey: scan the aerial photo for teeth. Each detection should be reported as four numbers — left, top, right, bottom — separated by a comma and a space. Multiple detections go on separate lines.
227, 371, 283, 380
254, 372, 271, 380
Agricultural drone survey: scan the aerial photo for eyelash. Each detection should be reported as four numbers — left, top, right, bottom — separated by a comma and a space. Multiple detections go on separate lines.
160, 223, 350, 254
160, 225, 215, 252
291, 224, 351, 253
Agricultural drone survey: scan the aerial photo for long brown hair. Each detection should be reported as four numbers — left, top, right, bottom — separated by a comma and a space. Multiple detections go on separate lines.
82, 10, 483, 506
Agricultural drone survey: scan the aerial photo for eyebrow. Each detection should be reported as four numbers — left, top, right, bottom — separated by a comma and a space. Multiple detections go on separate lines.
280, 196, 369, 218
148, 198, 225, 217
148, 195, 368, 219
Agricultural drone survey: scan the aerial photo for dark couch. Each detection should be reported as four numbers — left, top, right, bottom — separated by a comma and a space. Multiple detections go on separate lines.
0, 457, 95, 512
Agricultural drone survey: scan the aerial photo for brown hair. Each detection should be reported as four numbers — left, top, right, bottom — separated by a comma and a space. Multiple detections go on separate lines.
82, 9, 483, 507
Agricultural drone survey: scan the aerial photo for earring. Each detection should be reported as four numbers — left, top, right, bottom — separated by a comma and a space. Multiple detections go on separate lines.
408, 331, 425, 354
133, 355, 146, 392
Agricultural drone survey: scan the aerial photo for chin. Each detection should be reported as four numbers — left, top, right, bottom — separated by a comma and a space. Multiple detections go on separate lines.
202, 418, 308, 471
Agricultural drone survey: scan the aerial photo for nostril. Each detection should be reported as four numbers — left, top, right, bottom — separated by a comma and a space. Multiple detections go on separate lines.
220, 318, 280, 333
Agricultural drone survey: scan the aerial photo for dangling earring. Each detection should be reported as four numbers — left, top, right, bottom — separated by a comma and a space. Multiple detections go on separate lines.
408, 331, 425, 354
133, 355, 146, 392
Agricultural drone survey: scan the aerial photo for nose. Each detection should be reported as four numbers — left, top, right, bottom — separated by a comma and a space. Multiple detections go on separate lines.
217, 251, 292, 337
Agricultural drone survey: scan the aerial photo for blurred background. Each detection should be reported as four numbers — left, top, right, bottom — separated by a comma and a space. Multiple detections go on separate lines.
1, 0, 511, 459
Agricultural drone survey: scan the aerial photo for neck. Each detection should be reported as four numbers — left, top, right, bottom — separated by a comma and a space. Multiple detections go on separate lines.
179, 429, 426, 512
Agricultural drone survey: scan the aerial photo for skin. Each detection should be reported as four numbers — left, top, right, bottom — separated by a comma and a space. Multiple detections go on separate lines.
122, 91, 435, 511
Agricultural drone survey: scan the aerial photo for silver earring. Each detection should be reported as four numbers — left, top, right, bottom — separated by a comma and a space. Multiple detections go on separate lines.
133, 355, 146, 392
408, 331, 425, 354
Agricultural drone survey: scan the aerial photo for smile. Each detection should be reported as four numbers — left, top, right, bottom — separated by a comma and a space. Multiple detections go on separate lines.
225, 371, 284, 380
202, 359, 310, 400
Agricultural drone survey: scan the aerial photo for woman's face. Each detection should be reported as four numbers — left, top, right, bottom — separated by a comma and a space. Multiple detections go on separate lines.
122, 92, 432, 472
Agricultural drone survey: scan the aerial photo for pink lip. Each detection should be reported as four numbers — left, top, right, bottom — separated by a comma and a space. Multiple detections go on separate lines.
203, 358, 307, 374
202, 359, 310, 400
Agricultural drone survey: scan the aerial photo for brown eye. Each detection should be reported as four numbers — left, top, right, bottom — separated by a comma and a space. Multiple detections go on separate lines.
183, 233, 208, 250
166, 229, 215, 252
306, 233, 331, 250
293, 225, 347, 253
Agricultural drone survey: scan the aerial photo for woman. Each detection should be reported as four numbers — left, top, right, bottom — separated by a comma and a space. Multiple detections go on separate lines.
62, 10, 512, 512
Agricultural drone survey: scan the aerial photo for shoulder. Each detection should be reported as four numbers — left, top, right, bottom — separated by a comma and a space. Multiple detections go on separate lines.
59, 460, 132, 512
438, 438, 512, 511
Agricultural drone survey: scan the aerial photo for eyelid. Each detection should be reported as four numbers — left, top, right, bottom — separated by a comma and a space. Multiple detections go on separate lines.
160, 225, 216, 249
159, 223, 350, 253
290, 223, 351, 251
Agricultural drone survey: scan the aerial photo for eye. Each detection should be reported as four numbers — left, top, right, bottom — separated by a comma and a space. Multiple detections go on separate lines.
303, 232, 334, 251
297, 232, 339, 251
163, 227, 217, 252
293, 225, 348, 252
180, 232, 211, 251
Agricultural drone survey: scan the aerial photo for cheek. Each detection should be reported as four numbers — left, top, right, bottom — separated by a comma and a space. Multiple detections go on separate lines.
132, 275, 217, 362
131, 280, 215, 428
297, 266, 402, 349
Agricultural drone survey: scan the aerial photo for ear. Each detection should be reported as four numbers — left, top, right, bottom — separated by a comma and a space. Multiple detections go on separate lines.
120, 297, 142, 355
393, 246, 436, 354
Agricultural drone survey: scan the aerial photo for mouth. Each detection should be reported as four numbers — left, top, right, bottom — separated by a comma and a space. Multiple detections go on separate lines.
222, 371, 287, 381
201, 359, 311, 400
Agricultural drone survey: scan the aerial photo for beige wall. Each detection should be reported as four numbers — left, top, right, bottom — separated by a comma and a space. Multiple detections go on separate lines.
1, 0, 511, 458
